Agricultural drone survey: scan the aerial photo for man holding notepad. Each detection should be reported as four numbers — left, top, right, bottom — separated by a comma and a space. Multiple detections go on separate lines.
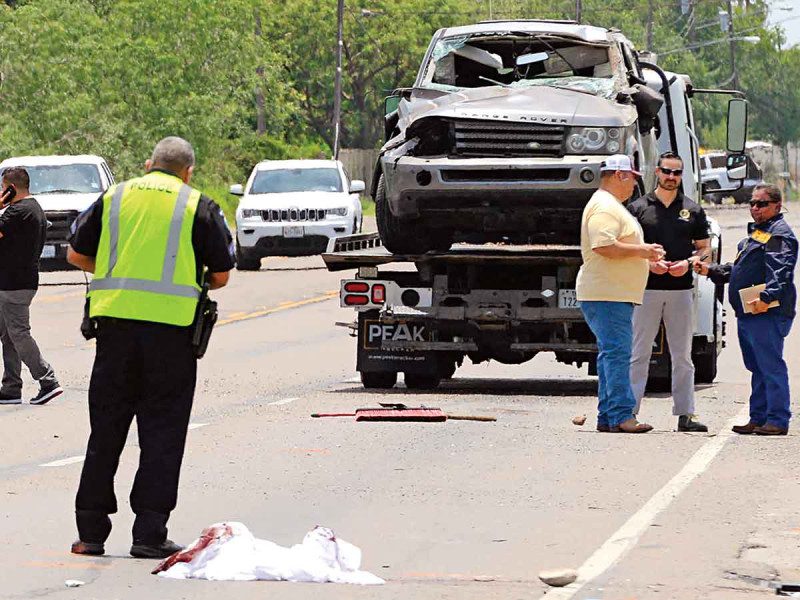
696, 184, 797, 435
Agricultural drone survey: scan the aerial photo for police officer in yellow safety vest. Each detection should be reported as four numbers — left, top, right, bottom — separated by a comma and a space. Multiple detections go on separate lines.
66, 137, 234, 559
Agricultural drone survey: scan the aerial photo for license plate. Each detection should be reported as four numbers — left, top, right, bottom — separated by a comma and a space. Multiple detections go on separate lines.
283, 226, 304, 238
41, 245, 56, 258
558, 289, 579, 309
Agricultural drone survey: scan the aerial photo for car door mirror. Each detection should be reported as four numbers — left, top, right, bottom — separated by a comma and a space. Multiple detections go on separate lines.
726, 98, 747, 154
229, 184, 244, 196
349, 180, 365, 194
726, 153, 747, 181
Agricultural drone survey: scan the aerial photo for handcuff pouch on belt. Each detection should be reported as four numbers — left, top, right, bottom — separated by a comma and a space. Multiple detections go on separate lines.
192, 282, 218, 359
81, 296, 98, 340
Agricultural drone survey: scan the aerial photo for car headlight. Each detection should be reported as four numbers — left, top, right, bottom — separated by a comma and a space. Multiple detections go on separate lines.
325, 207, 349, 217
241, 209, 261, 219
566, 127, 624, 155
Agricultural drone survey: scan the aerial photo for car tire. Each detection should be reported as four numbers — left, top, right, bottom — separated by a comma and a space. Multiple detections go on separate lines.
645, 377, 671, 393
431, 232, 453, 252
360, 370, 397, 389
375, 174, 434, 254
694, 350, 718, 383
438, 360, 457, 380
235, 241, 261, 271
403, 372, 441, 390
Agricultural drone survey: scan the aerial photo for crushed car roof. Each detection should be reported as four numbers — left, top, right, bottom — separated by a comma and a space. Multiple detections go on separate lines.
435, 21, 613, 44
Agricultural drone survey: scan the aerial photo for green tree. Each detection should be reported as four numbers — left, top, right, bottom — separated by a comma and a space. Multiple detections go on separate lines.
0, 0, 301, 183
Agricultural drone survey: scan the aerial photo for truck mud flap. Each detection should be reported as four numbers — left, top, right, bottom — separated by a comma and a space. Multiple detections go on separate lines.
357, 311, 440, 374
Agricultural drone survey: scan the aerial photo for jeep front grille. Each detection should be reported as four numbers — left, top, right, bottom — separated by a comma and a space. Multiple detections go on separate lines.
452, 120, 565, 158
260, 209, 326, 222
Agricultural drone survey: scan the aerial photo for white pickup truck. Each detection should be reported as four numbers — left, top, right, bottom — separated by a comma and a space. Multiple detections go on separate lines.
0, 155, 115, 264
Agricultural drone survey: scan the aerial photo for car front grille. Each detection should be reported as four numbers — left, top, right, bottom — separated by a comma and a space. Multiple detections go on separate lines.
44, 210, 79, 243
452, 119, 566, 158
259, 209, 327, 222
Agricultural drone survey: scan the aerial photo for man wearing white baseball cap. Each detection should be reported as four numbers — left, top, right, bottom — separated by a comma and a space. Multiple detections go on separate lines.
576, 154, 665, 433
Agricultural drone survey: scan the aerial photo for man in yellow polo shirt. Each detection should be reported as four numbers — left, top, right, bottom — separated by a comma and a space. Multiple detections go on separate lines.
577, 155, 664, 433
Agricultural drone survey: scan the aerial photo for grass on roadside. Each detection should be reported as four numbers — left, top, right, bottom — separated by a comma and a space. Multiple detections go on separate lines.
361, 197, 375, 217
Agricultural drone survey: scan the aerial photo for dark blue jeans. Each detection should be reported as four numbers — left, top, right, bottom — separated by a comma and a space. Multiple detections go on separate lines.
738, 313, 793, 430
580, 301, 637, 427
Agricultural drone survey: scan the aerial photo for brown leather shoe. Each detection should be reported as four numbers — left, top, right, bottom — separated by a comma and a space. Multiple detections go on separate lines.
71, 540, 105, 556
731, 422, 761, 435
754, 424, 788, 436
597, 423, 610, 432
610, 418, 653, 433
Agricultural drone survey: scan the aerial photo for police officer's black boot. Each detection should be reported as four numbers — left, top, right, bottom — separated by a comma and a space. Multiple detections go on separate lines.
130, 510, 183, 558
130, 539, 184, 559
678, 415, 708, 432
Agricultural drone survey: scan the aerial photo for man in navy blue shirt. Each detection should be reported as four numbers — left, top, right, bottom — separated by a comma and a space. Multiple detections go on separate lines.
696, 184, 797, 435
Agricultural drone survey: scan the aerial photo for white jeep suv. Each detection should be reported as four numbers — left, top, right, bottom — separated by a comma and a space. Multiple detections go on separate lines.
230, 159, 365, 270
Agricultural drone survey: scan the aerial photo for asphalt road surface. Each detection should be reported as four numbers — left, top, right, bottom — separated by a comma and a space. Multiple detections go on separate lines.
1, 207, 798, 599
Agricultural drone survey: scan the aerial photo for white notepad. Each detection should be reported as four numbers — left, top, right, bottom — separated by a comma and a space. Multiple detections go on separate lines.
739, 284, 780, 314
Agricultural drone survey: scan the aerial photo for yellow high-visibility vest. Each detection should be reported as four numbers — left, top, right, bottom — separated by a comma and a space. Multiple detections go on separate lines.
89, 171, 201, 326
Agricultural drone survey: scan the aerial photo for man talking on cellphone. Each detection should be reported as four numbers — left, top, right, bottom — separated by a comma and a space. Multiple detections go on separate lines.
0, 167, 62, 406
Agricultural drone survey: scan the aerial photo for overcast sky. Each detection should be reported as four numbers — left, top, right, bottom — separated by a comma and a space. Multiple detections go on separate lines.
768, 1, 800, 47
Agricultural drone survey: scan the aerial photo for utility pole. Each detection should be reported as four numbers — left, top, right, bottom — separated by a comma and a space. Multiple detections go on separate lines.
254, 9, 266, 135
333, 0, 344, 159
645, 0, 654, 51
575, 0, 581, 23
727, 0, 738, 90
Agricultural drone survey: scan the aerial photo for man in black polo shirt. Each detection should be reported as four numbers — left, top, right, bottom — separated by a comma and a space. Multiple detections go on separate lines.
0, 167, 62, 405
627, 152, 710, 432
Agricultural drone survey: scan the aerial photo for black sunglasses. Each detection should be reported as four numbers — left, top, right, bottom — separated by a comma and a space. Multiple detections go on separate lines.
749, 200, 777, 208
659, 167, 683, 176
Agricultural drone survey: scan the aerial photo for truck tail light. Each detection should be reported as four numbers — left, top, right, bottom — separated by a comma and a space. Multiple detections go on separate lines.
371, 284, 386, 304
344, 281, 370, 293
344, 294, 369, 306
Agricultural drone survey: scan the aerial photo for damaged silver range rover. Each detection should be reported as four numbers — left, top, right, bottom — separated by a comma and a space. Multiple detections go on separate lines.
375, 20, 663, 254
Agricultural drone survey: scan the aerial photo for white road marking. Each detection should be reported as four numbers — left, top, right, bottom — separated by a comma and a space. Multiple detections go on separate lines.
40, 455, 85, 468
267, 397, 300, 406
538, 405, 749, 599
188, 423, 208, 430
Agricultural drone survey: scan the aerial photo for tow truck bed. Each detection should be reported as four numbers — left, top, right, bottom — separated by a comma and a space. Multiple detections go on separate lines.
322, 233, 581, 271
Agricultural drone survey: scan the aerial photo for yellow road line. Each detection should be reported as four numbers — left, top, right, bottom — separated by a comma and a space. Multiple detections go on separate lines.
216, 290, 338, 327
78, 290, 339, 348
33, 290, 85, 305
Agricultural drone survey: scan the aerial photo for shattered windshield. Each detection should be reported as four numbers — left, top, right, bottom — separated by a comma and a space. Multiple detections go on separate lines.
1, 164, 104, 194
420, 34, 619, 98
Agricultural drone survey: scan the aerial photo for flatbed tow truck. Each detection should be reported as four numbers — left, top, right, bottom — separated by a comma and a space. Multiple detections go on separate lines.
321, 21, 748, 391
323, 233, 680, 389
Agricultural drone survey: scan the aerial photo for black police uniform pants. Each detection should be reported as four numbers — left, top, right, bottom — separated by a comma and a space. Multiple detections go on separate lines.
75, 318, 196, 545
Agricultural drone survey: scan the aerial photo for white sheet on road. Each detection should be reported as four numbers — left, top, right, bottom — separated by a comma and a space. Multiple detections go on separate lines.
155, 522, 385, 585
